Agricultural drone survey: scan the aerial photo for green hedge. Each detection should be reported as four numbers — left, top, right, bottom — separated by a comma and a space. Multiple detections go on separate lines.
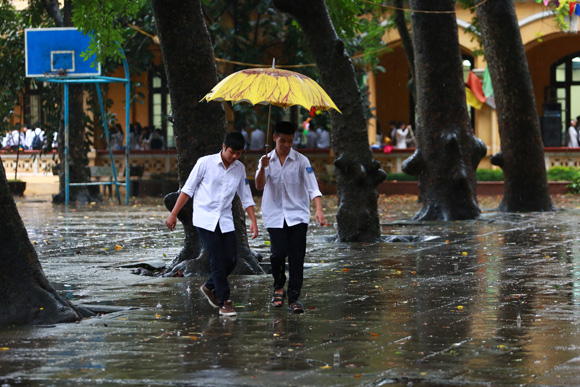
380, 167, 580, 183
385, 172, 418, 181
546, 166, 580, 181
476, 169, 504, 181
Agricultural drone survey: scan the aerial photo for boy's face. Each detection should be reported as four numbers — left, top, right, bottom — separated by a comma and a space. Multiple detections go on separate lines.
273, 133, 294, 157
221, 145, 243, 166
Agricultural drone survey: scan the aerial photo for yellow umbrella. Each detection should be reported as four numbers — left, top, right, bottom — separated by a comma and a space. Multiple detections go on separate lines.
201, 67, 341, 112
201, 62, 340, 149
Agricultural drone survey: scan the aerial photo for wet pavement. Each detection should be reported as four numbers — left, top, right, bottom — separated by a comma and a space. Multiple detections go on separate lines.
2, 195, 580, 386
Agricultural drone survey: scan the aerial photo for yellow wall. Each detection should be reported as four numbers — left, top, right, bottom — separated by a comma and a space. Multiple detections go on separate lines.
373, 2, 578, 164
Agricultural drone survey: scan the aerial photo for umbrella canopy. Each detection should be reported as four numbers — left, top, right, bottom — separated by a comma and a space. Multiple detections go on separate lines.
201, 67, 341, 113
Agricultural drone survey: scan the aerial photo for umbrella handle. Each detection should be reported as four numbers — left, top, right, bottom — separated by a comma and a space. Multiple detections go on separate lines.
265, 104, 272, 154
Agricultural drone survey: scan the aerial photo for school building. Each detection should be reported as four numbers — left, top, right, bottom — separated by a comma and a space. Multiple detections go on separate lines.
3, 1, 580, 195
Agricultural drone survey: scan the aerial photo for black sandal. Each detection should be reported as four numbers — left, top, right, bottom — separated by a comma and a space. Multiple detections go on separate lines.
271, 289, 285, 307
289, 301, 304, 314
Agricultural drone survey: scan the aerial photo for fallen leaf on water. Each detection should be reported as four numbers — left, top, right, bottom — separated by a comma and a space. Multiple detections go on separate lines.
0, 348, 9, 351
115, 245, 123, 250
354, 374, 362, 378
155, 314, 162, 319
342, 268, 350, 272
457, 305, 464, 310
370, 332, 379, 337
320, 365, 331, 369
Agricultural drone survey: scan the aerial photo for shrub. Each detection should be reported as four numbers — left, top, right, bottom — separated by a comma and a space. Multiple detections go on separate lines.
476, 169, 504, 181
546, 166, 580, 181
386, 172, 418, 181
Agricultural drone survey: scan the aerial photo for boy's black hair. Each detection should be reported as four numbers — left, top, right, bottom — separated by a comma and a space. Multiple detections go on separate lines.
224, 132, 246, 151
274, 121, 296, 136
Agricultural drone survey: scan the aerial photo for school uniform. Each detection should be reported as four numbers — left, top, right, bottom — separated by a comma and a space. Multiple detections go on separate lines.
256, 148, 321, 304
181, 152, 254, 305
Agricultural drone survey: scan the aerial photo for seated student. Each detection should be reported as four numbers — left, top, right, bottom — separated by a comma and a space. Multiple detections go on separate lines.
150, 129, 165, 149
165, 132, 258, 317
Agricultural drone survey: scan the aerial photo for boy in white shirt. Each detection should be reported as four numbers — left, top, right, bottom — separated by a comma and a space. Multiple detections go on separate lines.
255, 121, 325, 314
165, 132, 258, 317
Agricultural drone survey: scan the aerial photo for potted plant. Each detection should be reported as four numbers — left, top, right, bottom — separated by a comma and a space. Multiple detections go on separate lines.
7, 179, 26, 196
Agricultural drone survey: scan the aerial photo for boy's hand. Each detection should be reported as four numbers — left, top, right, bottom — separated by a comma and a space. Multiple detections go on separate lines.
165, 213, 177, 231
259, 155, 270, 169
315, 208, 326, 226
249, 220, 258, 239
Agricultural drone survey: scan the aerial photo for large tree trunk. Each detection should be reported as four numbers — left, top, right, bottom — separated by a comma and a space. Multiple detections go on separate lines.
151, 0, 263, 276
402, 0, 487, 221
476, 0, 554, 212
0, 158, 85, 325
46, 0, 99, 204
274, 0, 386, 242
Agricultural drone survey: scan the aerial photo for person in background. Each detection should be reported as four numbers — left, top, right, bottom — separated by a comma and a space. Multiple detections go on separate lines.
567, 119, 578, 148
249, 128, 265, 150
316, 127, 331, 149
305, 125, 318, 148
395, 121, 410, 149
389, 120, 397, 148
150, 129, 166, 150
26, 123, 45, 150
139, 126, 152, 150
110, 124, 124, 151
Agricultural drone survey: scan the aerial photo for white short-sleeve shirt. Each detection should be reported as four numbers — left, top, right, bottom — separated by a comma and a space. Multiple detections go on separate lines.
181, 152, 255, 233
256, 148, 322, 229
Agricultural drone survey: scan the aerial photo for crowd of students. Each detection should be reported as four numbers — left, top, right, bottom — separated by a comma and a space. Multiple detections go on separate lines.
1, 124, 55, 151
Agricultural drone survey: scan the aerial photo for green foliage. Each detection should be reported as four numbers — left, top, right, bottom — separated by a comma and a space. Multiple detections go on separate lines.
476, 169, 504, 181
71, 0, 147, 67
567, 175, 580, 194
546, 166, 580, 181
326, 0, 388, 69
386, 172, 417, 181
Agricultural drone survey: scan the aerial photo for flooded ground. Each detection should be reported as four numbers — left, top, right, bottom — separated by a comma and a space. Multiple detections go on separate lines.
2, 194, 580, 386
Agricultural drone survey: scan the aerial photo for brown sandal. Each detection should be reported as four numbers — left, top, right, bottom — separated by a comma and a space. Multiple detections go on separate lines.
289, 301, 304, 314
271, 289, 285, 307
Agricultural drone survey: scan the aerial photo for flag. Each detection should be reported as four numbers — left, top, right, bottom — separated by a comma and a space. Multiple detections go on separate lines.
465, 70, 486, 110
482, 67, 493, 98
576, 2, 580, 15
482, 66, 496, 109
570, 2, 576, 15
466, 88, 484, 110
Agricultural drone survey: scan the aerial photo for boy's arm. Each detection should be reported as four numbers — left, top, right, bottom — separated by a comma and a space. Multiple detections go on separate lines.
246, 205, 258, 239
255, 155, 270, 191
237, 169, 258, 238
165, 191, 191, 231
165, 158, 205, 231
312, 196, 326, 226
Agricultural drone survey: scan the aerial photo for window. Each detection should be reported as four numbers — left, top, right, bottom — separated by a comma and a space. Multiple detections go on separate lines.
148, 68, 174, 148
24, 80, 42, 126
550, 53, 580, 132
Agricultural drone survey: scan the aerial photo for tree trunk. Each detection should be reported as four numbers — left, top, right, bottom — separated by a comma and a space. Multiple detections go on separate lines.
45, 0, 99, 204
151, 0, 263, 276
402, 0, 487, 221
0, 158, 86, 325
273, 0, 386, 242
476, 0, 554, 212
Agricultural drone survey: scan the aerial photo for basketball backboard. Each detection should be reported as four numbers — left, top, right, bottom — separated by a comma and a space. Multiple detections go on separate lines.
25, 28, 101, 77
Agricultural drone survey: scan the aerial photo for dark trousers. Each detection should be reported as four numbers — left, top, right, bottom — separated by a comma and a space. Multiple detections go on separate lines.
267, 222, 308, 304
196, 225, 237, 306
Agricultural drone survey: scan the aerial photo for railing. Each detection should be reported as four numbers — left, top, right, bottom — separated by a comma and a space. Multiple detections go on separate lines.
3, 147, 580, 179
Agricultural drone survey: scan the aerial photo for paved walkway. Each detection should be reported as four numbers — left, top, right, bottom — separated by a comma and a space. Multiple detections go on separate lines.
1, 195, 580, 386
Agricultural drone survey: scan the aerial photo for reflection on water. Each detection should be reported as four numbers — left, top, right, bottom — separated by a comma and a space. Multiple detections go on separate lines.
1, 197, 580, 385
